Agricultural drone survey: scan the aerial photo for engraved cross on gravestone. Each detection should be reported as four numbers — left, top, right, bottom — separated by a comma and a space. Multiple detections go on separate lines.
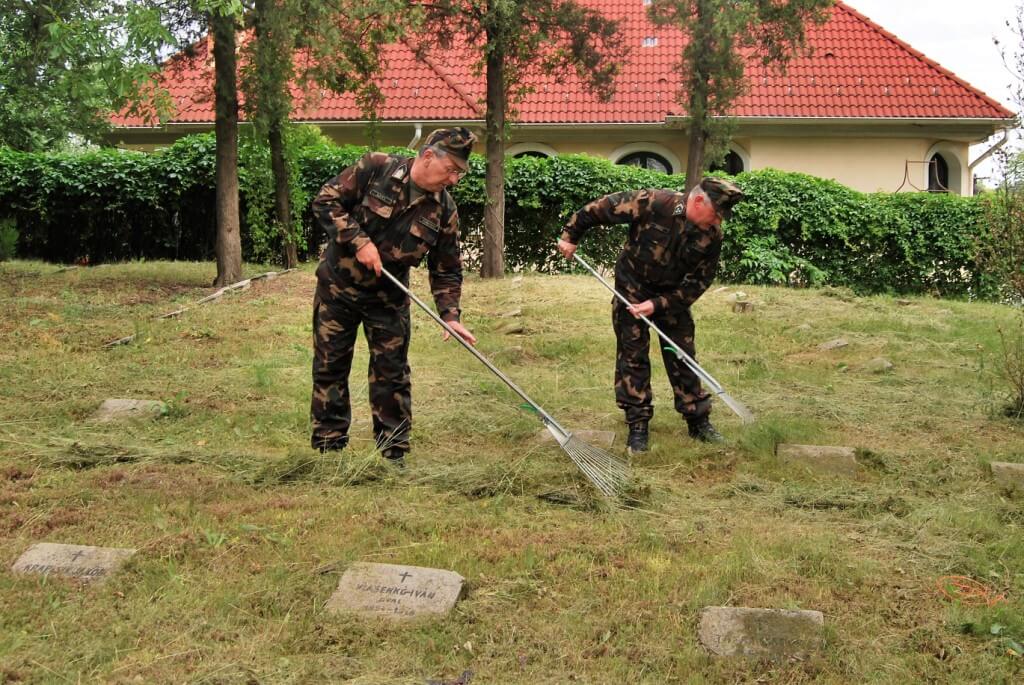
12, 543, 136, 583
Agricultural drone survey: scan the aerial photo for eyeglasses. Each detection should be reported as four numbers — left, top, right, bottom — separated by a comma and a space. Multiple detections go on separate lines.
443, 161, 468, 180
431, 148, 467, 180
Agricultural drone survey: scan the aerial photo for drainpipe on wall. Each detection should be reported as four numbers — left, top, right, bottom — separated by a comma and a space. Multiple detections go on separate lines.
409, 123, 423, 149
968, 128, 1010, 193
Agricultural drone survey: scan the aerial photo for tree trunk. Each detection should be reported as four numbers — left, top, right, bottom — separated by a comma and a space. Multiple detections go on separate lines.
683, 0, 713, 194
212, 12, 242, 286
269, 119, 297, 269
481, 32, 505, 279
684, 102, 706, 194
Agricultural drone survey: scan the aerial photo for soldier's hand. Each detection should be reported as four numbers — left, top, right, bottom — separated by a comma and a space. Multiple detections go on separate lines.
443, 321, 477, 346
627, 300, 655, 318
556, 239, 577, 260
356, 241, 382, 276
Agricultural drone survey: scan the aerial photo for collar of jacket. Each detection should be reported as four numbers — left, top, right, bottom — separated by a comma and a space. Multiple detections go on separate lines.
389, 155, 444, 207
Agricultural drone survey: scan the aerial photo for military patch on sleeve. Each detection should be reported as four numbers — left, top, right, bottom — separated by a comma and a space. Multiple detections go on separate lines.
368, 188, 396, 204
673, 203, 684, 216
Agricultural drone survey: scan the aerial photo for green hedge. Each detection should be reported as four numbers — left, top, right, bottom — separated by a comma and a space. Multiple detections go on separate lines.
0, 134, 999, 298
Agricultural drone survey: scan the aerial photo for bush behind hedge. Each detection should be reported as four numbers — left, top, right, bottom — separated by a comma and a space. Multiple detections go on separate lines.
0, 134, 998, 298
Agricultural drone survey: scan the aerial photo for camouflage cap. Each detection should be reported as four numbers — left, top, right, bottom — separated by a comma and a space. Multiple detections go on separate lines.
423, 127, 477, 171
700, 177, 745, 220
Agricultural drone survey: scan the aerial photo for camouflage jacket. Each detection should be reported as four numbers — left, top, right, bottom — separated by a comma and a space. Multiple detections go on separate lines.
312, 152, 463, 321
561, 189, 722, 312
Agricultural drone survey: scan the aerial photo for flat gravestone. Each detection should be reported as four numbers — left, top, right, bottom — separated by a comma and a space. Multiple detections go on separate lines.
991, 462, 1024, 493
326, 562, 463, 620
12, 543, 136, 582
496, 322, 526, 335
732, 301, 755, 314
777, 444, 859, 476
537, 428, 615, 449
93, 399, 166, 422
698, 607, 824, 659
817, 338, 849, 352
860, 357, 894, 374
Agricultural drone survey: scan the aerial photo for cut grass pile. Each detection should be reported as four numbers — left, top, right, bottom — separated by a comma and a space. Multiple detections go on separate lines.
0, 260, 1022, 683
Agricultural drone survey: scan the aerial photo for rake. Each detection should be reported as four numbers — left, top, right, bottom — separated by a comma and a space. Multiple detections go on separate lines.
573, 253, 755, 424
379, 268, 630, 499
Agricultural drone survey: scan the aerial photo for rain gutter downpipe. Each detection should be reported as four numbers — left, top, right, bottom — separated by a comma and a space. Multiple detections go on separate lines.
409, 123, 423, 149
969, 128, 1011, 192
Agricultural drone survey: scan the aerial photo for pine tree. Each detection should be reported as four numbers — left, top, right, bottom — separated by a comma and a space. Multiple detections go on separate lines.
649, 0, 832, 190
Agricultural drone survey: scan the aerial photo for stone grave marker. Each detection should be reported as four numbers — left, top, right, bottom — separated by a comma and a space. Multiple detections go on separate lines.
326, 562, 464, 620
991, 462, 1024, 493
860, 357, 894, 373
732, 301, 755, 314
93, 398, 166, 422
817, 338, 849, 352
12, 543, 136, 582
497, 322, 526, 335
698, 606, 824, 659
777, 444, 859, 476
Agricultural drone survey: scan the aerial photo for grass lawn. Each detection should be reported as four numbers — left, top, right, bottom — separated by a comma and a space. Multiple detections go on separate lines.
1, 259, 1022, 684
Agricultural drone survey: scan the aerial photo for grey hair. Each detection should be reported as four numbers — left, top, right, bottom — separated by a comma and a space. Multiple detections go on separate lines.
419, 145, 448, 159
687, 184, 708, 201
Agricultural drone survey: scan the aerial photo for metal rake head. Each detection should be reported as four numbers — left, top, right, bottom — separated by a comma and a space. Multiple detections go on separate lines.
560, 433, 631, 500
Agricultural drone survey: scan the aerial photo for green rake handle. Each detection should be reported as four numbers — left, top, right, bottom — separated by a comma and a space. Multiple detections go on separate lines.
378, 268, 571, 442
573, 253, 755, 424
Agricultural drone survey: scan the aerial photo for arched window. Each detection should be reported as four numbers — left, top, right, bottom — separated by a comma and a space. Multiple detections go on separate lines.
506, 142, 557, 159
928, 153, 950, 193
618, 151, 672, 174
710, 150, 745, 175
923, 143, 964, 195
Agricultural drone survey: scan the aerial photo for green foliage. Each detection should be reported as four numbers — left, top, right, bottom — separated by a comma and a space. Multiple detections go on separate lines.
995, 313, 1024, 420
0, 217, 17, 261
0, 1, 172, 151
978, 156, 1024, 303
0, 136, 1003, 297
415, 1, 625, 103
720, 168, 993, 297
238, 126, 331, 263
648, 0, 832, 178
0, 135, 215, 263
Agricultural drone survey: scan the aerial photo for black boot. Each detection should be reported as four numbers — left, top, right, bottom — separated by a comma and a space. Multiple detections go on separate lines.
381, 448, 407, 469
312, 435, 348, 454
687, 417, 724, 443
626, 421, 649, 455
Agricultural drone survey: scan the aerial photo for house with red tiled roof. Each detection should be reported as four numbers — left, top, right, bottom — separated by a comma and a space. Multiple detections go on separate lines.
111, 1, 1015, 196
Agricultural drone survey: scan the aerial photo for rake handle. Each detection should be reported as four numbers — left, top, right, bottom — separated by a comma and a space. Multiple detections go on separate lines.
572, 254, 730, 391
378, 268, 568, 438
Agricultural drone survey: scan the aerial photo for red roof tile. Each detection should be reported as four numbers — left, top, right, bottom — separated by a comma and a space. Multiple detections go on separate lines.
113, 1, 1014, 127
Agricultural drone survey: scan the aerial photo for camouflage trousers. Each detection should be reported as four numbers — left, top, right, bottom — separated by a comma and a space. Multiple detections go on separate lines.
311, 289, 412, 453
612, 298, 711, 425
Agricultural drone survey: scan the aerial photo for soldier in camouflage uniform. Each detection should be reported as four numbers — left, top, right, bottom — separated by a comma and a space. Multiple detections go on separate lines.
557, 177, 744, 453
310, 128, 479, 466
